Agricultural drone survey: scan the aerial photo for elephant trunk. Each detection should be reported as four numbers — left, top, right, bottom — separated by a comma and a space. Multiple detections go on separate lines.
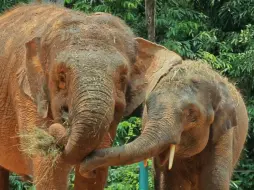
79, 122, 181, 173
62, 75, 115, 165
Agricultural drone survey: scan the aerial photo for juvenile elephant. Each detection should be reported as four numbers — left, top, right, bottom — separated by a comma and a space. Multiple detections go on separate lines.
79, 40, 248, 189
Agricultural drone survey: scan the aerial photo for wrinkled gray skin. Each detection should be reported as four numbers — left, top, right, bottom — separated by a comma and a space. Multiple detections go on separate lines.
80, 61, 248, 190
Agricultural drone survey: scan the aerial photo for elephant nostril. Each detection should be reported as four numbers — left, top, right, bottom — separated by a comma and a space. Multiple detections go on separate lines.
62, 105, 69, 113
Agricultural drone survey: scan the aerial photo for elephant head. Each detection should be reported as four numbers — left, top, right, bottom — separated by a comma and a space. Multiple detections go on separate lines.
78, 58, 238, 173
18, 13, 141, 165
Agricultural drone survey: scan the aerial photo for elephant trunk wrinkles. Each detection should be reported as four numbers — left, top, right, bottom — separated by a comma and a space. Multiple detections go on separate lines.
80, 122, 181, 172
62, 75, 114, 165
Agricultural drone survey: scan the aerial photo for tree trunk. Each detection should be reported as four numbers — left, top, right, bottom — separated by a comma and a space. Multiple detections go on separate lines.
0, 166, 9, 190
33, 0, 65, 6
145, 0, 156, 42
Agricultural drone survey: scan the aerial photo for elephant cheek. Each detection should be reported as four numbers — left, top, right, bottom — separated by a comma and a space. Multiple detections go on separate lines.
177, 126, 210, 157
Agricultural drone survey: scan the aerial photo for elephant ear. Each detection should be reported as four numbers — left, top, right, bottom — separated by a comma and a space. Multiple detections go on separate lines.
210, 81, 237, 143
18, 37, 49, 118
125, 37, 182, 116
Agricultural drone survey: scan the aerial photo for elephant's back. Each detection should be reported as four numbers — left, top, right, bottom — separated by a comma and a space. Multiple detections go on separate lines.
0, 4, 85, 57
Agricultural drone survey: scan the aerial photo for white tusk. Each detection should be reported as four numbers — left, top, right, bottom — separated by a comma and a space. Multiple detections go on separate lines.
168, 144, 175, 170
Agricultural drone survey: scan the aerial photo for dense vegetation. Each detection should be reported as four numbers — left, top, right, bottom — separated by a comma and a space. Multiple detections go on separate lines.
1, 0, 254, 189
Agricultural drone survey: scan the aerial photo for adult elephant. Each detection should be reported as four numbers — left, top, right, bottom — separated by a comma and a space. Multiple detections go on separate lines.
79, 40, 248, 190
0, 4, 174, 190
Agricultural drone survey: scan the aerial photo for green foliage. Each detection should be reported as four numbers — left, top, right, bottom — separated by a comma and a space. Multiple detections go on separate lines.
230, 159, 254, 189
0, 0, 29, 13
65, 0, 146, 36
105, 160, 154, 190
9, 174, 33, 190
105, 117, 148, 189
106, 164, 140, 190
68, 170, 75, 190
113, 117, 141, 146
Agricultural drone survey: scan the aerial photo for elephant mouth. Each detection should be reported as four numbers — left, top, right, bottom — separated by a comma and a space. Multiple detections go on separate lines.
60, 105, 69, 126
146, 144, 176, 170
50, 94, 70, 126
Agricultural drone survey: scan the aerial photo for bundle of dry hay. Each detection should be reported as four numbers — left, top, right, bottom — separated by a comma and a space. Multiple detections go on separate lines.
19, 127, 65, 159
19, 113, 70, 161
18, 123, 70, 186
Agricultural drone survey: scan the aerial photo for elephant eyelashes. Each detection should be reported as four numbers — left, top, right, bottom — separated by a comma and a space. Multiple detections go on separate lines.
58, 73, 66, 90
120, 75, 127, 84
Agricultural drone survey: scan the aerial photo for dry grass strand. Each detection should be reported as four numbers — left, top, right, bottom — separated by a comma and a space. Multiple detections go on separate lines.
19, 127, 64, 159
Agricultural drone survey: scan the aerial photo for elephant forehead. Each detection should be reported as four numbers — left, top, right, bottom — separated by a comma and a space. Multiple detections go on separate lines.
55, 49, 128, 72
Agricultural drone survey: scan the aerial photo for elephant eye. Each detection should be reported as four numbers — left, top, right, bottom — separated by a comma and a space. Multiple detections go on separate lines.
120, 75, 127, 84
186, 108, 197, 122
118, 75, 127, 92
